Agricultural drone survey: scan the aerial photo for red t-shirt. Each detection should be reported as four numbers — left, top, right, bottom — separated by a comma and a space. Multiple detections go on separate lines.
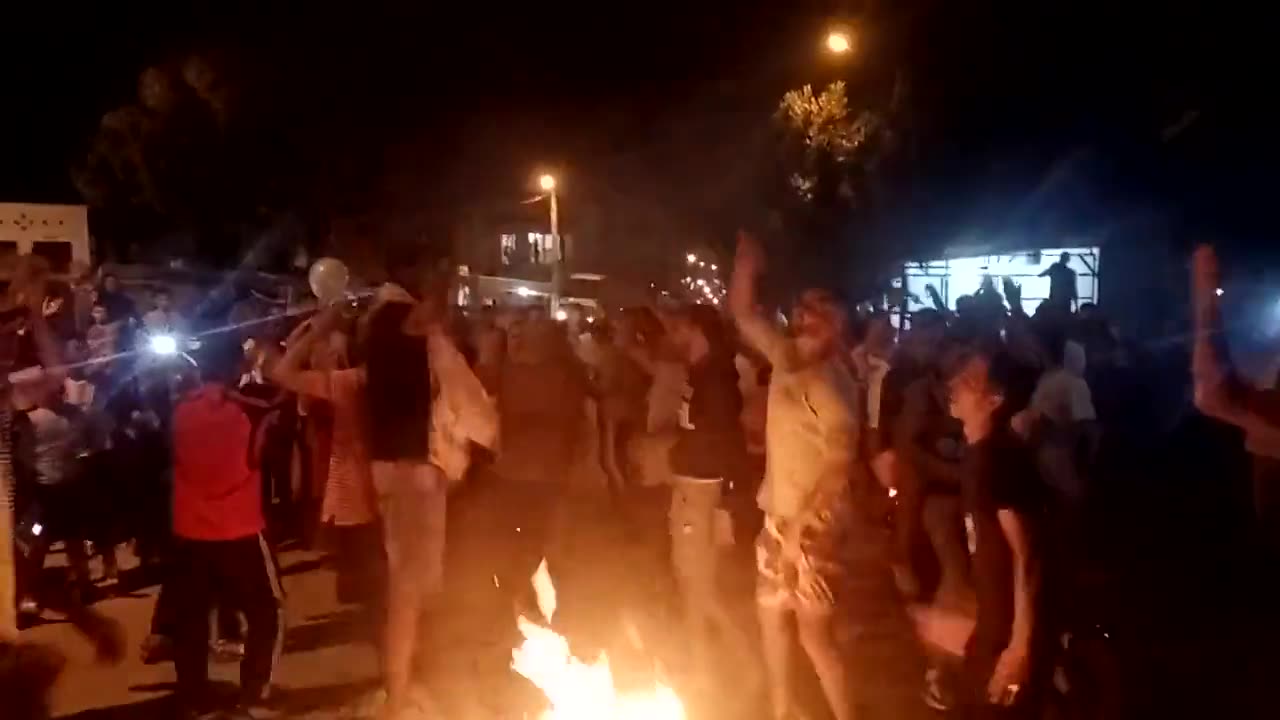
172, 384, 264, 541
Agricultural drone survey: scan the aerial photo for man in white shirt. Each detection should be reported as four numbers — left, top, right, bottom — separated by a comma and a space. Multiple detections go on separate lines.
1013, 339, 1096, 503
730, 231, 861, 720
142, 288, 185, 335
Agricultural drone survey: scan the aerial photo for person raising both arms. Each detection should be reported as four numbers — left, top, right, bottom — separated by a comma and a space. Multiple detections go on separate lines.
270, 280, 496, 720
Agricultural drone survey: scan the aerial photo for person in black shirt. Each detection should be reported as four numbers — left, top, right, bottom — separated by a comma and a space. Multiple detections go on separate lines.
95, 274, 137, 325
947, 350, 1044, 718
665, 304, 752, 677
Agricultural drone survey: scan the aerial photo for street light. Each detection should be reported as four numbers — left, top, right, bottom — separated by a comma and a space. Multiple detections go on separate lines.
536, 171, 563, 311
826, 29, 853, 55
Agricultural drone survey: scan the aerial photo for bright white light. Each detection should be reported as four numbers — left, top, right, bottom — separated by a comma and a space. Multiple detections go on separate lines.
686, 253, 697, 264
539, 174, 556, 191
32, 522, 43, 537
710, 264, 718, 271
888, 487, 898, 498
711, 297, 720, 305
149, 334, 179, 356
1216, 287, 1224, 297
698, 261, 706, 267
554, 309, 568, 322
586, 317, 595, 324
827, 30, 852, 54
516, 286, 534, 297
697, 279, 706, 286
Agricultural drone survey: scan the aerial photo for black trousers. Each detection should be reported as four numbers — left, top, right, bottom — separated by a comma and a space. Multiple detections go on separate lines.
17, 483, 90, 596
150, 575, 244, 642
172, 533, 284, 707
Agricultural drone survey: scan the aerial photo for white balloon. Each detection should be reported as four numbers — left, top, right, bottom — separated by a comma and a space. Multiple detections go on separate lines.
308, 257, 349, 304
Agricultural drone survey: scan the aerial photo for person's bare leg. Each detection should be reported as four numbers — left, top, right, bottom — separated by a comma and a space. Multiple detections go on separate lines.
681, 582, 714, 675
797, 609, 853, 720
757, 603, 794, 719
380, 583, 423, 719
707, 592, 760, 691
922, 495, 973, 611
601, 420, 627, 498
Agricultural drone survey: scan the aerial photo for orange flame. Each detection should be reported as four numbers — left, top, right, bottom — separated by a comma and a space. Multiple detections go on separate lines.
511, 559, 686, 720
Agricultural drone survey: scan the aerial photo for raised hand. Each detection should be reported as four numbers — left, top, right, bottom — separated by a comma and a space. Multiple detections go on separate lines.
1002, 277, 1022, 309
1191, 244, 1224, 335
925, 283, 945, 310
1191, 245, 1220, 306
735, 230, 766, 278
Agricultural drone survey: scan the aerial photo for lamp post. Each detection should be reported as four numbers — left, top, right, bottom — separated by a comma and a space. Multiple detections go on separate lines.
538, 173, 564, 311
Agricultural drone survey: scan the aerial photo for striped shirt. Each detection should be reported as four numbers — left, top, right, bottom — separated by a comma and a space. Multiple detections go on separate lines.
293, 368, 377, 527
0, 408, 12, 511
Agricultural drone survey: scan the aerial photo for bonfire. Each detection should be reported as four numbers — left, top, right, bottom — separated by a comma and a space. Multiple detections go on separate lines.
511, 560, 686, 720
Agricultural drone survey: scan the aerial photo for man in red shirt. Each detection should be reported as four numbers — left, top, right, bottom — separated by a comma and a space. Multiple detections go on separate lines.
169, 338, 284, 719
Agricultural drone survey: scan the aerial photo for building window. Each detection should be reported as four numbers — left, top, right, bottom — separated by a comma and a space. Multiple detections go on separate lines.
500, 234, 517, 266
527, 232, 555, 265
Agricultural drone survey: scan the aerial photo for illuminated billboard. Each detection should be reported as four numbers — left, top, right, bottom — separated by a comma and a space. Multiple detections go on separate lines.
902, 246, 1100, 314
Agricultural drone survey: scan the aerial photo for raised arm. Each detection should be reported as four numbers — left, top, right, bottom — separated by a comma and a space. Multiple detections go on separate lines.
266, 307, 340, 399
729, 230, 790, 368
1002, 277, 1025, 318
1191, 244, 1280, 433
28, 312, 64, 379
924, 283, 956, 322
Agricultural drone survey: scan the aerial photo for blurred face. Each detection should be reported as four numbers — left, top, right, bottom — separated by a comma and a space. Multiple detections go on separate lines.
865, 316, 895, 356
155, 293, 171, 311
103, 276, 120, 293
791, 289, 842, 360
905, 321, 943, 361
91, 306, 108, 325
667, 317, 705, 363
947, 356, 1002, 437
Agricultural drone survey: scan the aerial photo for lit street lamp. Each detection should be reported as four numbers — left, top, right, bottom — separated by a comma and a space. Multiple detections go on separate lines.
826, 29, 853, 55
537, 172, 563, 310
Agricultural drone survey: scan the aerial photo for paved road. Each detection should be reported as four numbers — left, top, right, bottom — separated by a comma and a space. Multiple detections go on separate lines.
33, 470, 924, 720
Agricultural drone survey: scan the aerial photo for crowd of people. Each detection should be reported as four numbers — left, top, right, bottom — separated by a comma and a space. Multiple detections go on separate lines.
0, 235, 1274, 720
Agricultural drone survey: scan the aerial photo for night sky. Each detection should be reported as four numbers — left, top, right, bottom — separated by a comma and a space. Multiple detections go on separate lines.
0, 1, 1272, 274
